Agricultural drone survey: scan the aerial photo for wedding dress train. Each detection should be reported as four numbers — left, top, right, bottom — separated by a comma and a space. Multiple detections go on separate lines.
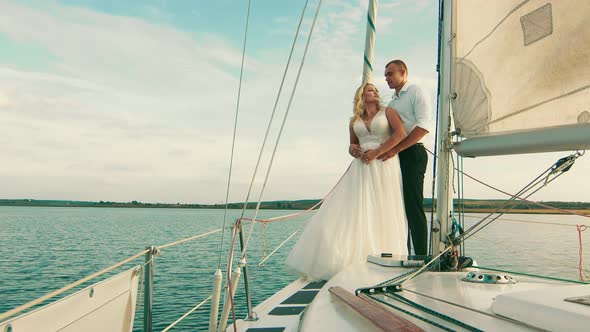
285, 109, 408, 281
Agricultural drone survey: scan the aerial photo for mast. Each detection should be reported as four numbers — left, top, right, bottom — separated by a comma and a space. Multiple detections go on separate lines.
362, 0, 378, 83
432, 0, 454, 256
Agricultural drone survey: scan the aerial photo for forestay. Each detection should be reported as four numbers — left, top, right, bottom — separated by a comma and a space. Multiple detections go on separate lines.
450, 0, 590, 155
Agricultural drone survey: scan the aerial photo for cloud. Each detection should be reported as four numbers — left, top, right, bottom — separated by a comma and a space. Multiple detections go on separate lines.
379, 2, 402, 10
0, 1, 256, 201
0, 0, 587, 204
376, 16, 398, 31
0, 92, 14, 109
273, 16, 291, 24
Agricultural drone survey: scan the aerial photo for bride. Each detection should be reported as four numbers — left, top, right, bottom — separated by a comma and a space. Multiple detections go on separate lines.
286, 82, 409, 281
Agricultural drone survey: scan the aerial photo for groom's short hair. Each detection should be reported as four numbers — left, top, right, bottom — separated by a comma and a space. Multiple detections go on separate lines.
385, 59, 408, 75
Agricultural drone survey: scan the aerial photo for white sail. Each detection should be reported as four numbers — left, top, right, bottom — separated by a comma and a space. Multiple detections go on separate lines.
451, 0, 590, 155
0, 267, 140, 332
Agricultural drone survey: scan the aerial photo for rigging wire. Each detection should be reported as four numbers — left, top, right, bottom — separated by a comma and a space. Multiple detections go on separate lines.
218, 2, 313, 325
220, 3, 323, 327
424, 147, 589, 219
218, 0, 253, 270
239, 0, 323, 260
428, 0, 445, 258
235, 0, 311, 226
454, 156, 578, 246
383, 154, 583, 287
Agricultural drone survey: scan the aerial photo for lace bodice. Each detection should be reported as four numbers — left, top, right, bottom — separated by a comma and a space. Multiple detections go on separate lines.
352, 110, 391, 151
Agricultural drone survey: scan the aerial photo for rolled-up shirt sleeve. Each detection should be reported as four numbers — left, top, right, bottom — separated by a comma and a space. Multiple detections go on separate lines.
412, 86, 432, 133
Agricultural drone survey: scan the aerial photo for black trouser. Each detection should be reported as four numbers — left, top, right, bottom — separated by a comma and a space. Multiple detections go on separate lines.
399, 143, 428, 255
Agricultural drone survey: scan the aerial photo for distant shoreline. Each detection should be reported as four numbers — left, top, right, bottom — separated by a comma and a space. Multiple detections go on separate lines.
1, 199, 589, 215
425, 208, 590, 215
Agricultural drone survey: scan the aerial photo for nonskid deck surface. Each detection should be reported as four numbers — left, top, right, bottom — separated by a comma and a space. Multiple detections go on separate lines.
233, 261, 413, 332
233, 278, 327, 332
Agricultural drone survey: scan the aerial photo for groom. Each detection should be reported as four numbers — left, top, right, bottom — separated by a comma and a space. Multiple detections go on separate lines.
379, 60, 431, 256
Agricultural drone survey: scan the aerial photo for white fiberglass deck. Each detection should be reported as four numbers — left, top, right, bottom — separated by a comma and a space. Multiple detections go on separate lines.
234, 261, 590, 332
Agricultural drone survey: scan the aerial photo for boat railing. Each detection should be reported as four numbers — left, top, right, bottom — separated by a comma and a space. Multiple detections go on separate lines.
0, 228, 223, 331
0, 205, 322, 332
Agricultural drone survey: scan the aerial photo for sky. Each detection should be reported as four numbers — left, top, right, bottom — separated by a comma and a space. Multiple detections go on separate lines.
0, 0, 588, 204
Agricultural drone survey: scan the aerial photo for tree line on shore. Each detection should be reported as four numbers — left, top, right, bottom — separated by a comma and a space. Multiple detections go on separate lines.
1, 198, 589, 213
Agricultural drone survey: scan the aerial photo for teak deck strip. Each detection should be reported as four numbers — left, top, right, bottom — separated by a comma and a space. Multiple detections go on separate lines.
329, 286, 424, 332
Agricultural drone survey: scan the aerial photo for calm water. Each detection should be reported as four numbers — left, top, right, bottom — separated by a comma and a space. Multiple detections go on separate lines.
0, 207, 588, 330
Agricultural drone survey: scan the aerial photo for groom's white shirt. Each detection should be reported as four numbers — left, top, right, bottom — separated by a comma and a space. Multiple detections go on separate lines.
387, 82, 432, 143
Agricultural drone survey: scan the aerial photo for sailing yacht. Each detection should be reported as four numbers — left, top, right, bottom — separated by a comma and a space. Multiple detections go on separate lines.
230, 0, 590, 331
1, 0, 589, 331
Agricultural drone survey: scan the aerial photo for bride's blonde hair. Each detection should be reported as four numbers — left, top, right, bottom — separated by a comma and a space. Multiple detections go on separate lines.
351, 82, 383, 124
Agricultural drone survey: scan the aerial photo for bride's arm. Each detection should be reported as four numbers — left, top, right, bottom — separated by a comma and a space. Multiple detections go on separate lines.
349, 121, 362, 158
362, 107, 406, 163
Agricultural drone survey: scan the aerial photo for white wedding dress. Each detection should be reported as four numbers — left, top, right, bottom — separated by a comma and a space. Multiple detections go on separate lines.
285, 109, 408, 281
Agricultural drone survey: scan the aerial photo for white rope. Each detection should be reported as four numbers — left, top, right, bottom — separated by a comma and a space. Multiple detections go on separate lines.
0, 228, 221, 322
160, 228, 222, 249
161, 295, 212, 332
397, 289, 547, 330
218, 267, 242, 332
218, 0, 253, 269
241, 0, 323, 261
0, 248, 149, 322
473, 235, 590, 275
258, 226, 303, 266
463, 215, 589, 228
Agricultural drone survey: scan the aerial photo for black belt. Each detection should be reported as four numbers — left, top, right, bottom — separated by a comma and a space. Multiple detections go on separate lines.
400, 143, 424, 154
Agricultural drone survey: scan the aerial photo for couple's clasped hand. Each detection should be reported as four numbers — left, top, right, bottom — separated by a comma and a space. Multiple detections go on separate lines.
350, 144, 397, 164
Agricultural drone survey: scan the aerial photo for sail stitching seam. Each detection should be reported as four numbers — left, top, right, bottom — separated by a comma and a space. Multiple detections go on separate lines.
486, 84, 590, 127
460, 0, 530, 60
